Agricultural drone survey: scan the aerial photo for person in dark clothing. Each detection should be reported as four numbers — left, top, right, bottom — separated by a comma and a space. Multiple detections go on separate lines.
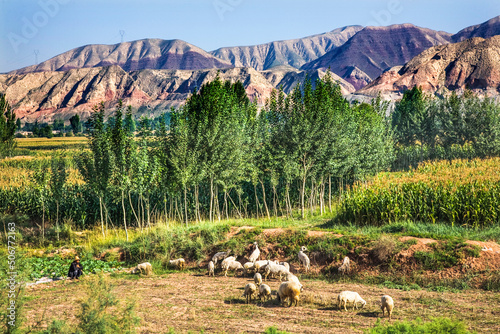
68, 256, 83, 279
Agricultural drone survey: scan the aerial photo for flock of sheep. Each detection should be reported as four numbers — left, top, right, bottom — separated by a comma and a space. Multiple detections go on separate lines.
131, 242, 395, 319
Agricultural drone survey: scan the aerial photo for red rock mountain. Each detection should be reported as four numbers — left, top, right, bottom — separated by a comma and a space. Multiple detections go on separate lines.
301, 24, 451, 90
453, 16, 500, 42
357, 36, 500, 97
9, 39, 233, 75
209, 26, 363, 70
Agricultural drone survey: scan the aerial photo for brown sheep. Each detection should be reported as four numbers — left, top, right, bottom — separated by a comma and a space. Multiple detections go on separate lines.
277, 281, 301, 307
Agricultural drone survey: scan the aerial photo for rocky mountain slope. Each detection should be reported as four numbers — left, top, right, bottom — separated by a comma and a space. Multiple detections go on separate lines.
209, 26, 363, 71
1, 65, 352, 123
9, 39, 233, 75
453, 15, 500, 42
356, 36, 500, 97
301, 24, 452, 90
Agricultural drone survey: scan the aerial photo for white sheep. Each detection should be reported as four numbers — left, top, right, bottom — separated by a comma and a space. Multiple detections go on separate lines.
243, 283, 257, 304
298, 246, 310, 272
243, 262, 255, 276
279, 261, 290, 272
131, 262, 153, 275
248, 242, 260, 263
381, 295, 394, 320
338, 256, 350, 275
277, 281, 301, 307
212, 250, 231, 266
220, 256, 236, 268
258, 283, 271, 302
253, 260, 269, 273
254, 272, 262, 286
337, 291, 366, 311
263, 261, 289, 281
208, 260, 215, 277
222, 260, 244, 277
168, 258, 185, 270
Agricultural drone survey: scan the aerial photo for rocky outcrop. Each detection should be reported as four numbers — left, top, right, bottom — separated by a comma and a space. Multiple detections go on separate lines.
9, 39, 233, 75
357, 36, 500, 97
210, 26, 363, 71
1, 65, 353, 123
453, 16, 500, 42
302, 24, 452, 88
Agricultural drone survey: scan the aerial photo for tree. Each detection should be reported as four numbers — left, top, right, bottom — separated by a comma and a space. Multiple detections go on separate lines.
50, 154, 68, 241
392, 86, 426, 147
31, 161, 50, 240
16, 118, 21, 131
124, 106, 136, 135
0, 93, 17, 157
69, 114, 82, 134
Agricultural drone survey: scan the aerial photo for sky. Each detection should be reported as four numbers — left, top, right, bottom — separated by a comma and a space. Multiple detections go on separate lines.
1, 0, 499, 73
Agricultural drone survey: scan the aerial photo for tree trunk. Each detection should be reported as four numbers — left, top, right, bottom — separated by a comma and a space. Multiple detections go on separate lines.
260, 180, 270, 220
272, 185, 278, 217
129, 192, 141, 231
227, 191, 243, 219
184, 185, 188, 226
121, 190, 129, 241
224, 191, 229, 220
210, 177, 214, 223
42, 199, 45, 240
301, 175, 306, 219
254, 184, 260, 219
329, 175, 332, 213
99, 196, 105, 237
163, 193, 167, 223
56, 201, 60, 242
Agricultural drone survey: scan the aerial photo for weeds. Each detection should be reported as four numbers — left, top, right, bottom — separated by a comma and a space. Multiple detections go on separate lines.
365, 317, 473, 334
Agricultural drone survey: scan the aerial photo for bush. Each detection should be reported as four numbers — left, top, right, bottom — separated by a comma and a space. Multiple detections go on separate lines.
371, 236, 398, 263
365, 317, 473, 334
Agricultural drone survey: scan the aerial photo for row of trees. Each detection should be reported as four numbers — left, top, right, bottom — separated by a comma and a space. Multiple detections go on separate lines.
0, 94, 16, 158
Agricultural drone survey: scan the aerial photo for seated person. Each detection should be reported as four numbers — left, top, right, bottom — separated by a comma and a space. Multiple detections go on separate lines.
68, 256, 83, 279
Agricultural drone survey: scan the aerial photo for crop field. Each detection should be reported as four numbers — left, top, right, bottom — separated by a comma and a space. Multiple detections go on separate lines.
23, 272, 500, 333
16, 136, 87, 151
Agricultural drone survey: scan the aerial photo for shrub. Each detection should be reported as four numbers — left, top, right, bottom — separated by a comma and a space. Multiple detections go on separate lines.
365, 317, 473, 334
371, 236, 398, 263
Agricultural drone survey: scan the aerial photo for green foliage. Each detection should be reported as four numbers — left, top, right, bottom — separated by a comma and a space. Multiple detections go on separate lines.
365, 317, 473, 334
75, 274, 140, 334
0, 93, 17, 158
413, 240, 480, 270
264, 326, 292, 334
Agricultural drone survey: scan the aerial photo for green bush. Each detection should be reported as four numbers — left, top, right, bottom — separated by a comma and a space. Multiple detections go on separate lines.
365, 317, 473, 334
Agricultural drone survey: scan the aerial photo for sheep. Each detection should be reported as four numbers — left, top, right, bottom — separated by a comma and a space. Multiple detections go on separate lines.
338, 256, 350, 275
168, 258, 185, 270
243, 283, 257, 304
222, 260, 244, 277
248, 242, 260, 263
243, 262, 255, 276
279, 262, 290, 272
254, 272, 262, 286
258, 284, 271, 302
208, 260, 215, 277
337, 291, 366, 311
277, 281, 301, 307
220, 256, 236, 269
131, 262, 153, 276
298, 246, 310, 272
253, 260, 269, 273
381, 295, 394, 320
263, 261, 289, 281
284, 273, 304, 292
212, 250, 231, 266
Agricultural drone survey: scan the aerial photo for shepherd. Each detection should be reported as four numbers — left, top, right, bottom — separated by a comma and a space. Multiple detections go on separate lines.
68, 256, 83, 279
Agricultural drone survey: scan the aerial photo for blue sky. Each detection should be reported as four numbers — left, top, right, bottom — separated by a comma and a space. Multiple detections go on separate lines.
1, 0, 499, 73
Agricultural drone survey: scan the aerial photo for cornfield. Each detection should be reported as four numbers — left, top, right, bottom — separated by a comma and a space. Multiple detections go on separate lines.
337, 158, 500, 227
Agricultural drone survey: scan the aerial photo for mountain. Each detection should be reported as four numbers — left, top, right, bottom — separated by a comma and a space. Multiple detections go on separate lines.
453, 16, 500, 42
356, 36, 500, 97
301, 24, 452, 89
1, 65, 352, 123
209, 26, 363, 71
9, 39, 233, 75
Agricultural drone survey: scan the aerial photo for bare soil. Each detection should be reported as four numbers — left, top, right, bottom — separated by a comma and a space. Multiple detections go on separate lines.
24, 272, 500, 334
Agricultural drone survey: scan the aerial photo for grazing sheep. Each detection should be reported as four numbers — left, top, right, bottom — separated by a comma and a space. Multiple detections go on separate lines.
243, 283, 257, 304
298, 246, 310, 272
381, 295, 394, 320
208, 261, 215, 277
253, 260, 269, 273
220, 256, 236, 269
212, 250, 231, 266
254, 272, 262, 286
279, 262, 290, 272
285, 273, 304, 292
337, 291, 366, 311
263, 262, 289, 281
243, 262, 255, 276
131, 262, 153, 276
222, 260, 244, 277
169, 258, 185, 270
338, 256, 350, 275
248, 242, 260, 263
277, 281, 301, 307
258, 284, 272, 302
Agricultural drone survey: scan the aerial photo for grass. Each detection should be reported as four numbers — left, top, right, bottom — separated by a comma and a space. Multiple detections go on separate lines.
365, 317, 474, 334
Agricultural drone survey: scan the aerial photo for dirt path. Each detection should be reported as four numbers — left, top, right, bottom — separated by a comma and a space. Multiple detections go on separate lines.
24, 272, 500, 333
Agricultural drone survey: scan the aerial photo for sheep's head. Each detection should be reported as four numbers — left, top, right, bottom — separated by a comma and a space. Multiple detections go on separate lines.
131, 267, 139, 274
300, 246, 308, 252
360, 299, 367, 308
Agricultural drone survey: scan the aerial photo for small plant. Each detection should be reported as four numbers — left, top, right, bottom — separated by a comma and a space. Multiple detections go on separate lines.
365, 317, 473, 334
264, 326, 292, 334
371, 236, 397, 263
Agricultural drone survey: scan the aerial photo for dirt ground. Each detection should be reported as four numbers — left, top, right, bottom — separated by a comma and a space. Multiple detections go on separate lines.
24, 271, 500, 334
